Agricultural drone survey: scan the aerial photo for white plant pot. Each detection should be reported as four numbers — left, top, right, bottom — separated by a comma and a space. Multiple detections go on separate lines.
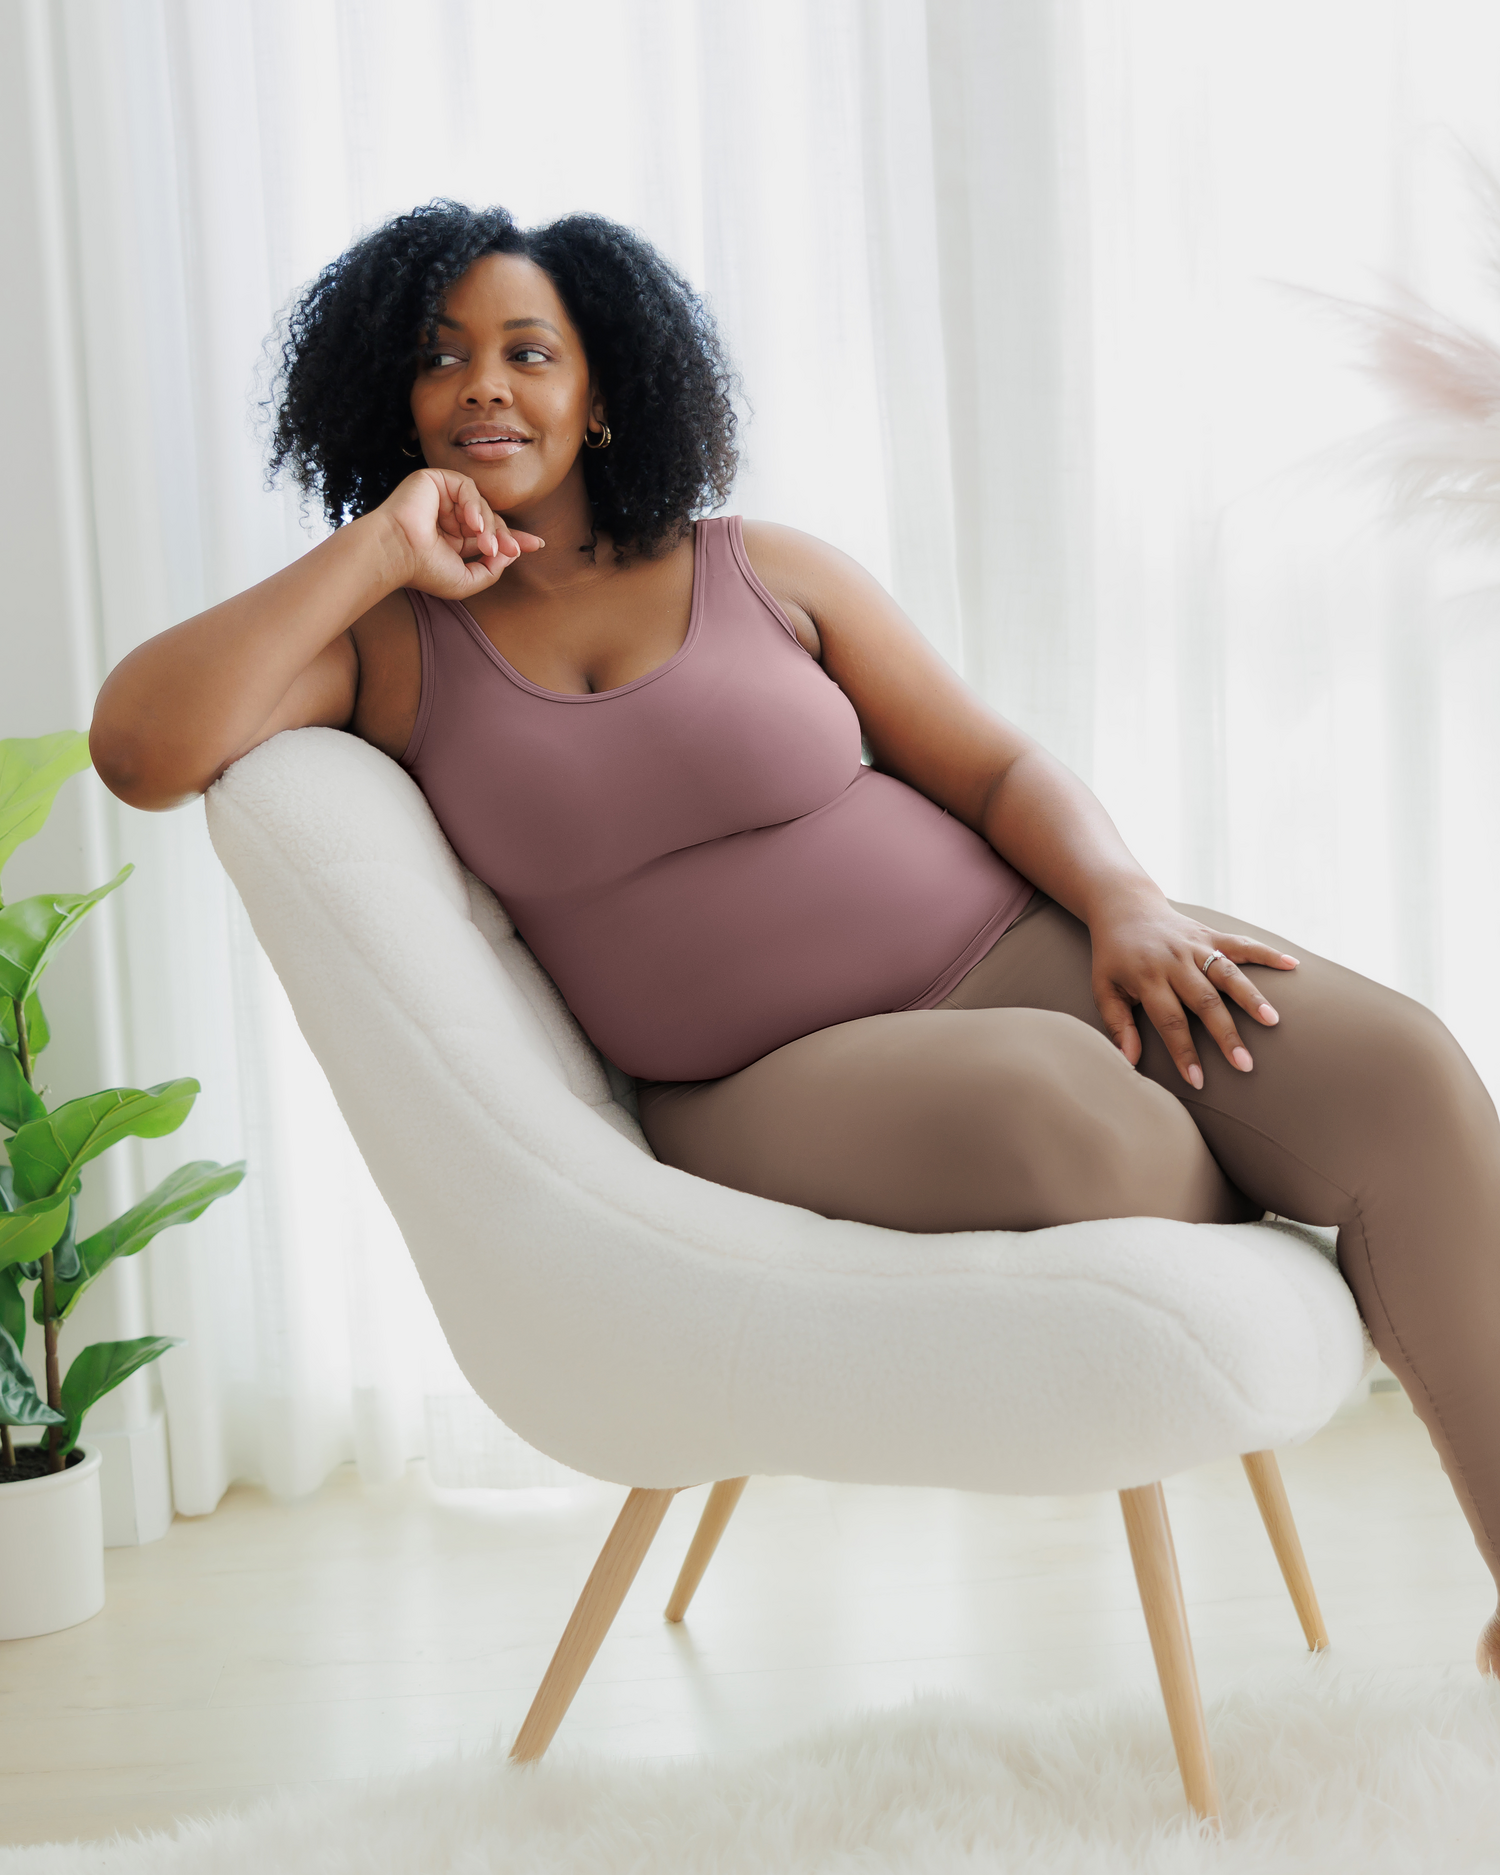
0, 1444, 105, 1640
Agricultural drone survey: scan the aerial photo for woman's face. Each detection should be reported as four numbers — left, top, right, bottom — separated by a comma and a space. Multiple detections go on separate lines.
408, 252, 602, 516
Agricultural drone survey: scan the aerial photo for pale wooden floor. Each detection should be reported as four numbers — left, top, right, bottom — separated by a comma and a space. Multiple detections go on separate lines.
1, 1388, 1492, 1848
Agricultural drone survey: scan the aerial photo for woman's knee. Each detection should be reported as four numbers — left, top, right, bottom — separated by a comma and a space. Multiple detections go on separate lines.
1374, 998, 1499, 1169
1219, 958, 1500, 1225
1300, 972, 1494, 1150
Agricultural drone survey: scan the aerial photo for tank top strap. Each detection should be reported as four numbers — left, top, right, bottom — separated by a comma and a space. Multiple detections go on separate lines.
399, 587, 447, 768
716, 514, 807, 651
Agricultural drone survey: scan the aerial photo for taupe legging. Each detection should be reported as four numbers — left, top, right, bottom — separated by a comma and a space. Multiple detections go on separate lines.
638, 893, 1500, 1588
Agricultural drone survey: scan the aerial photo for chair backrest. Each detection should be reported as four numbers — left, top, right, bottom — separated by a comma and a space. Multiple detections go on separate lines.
208, 729, 828, 1484
208, 729, 1368, 1496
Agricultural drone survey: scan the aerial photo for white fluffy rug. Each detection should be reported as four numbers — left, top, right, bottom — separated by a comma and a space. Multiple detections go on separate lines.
9, 1664, 1500, 1873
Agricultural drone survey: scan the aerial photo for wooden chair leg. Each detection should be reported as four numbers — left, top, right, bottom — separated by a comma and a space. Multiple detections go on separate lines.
665, 1477, 749, 1622
1241, 1450, 1329, 1652
1119, 1482, 1222, 1827
510, 1486, 677, 1763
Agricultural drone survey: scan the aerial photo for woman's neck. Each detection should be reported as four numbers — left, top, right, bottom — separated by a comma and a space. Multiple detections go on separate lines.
497, 469, 617, 596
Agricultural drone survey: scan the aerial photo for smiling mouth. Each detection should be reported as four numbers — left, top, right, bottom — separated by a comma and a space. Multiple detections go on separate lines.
456, 433, 531, 455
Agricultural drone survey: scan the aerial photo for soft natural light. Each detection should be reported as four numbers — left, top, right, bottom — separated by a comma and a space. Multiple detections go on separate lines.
12, 0, 1500, 1505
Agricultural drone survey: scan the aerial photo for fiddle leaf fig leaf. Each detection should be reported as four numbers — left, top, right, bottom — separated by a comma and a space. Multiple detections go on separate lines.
0, 1193, 72, 1274
0, 1170, 45, 1285
49, 1197, 80, 1284
0, 867, 132, 1005
0, 732, 91, 886
48, 1160, 245, 1322
59, 1335, 180, 1450
1, 990, 49, 1060
0, 1266, 24, 1356
0, 1043, 44, 1131
7, 1080, 199, 1205
0, 1325, 64, 1429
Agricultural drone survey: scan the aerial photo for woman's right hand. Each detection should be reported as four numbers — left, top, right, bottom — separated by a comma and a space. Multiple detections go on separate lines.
376, 468, 543, 599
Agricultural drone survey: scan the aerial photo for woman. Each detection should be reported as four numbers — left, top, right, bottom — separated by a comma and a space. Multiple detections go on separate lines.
91, 201, 1500, 1673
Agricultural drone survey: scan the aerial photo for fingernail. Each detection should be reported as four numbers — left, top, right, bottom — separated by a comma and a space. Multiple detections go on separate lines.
1259, 1004, 1279, 1023
1233, 1047, 1253, 1071
1188, 1064, 1203, 1090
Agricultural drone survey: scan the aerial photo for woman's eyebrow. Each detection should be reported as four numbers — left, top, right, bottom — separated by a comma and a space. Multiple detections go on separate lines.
503, 317, 561, 335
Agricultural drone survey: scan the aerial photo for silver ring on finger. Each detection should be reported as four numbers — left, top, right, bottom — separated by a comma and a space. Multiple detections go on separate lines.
1201, 948, 1228, 979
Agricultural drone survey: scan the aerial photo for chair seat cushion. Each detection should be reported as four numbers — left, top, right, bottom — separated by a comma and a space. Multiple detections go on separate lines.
207, 731, 1370, 1496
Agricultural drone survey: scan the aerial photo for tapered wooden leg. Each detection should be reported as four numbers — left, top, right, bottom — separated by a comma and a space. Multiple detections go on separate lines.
1119, 1482, 1222, 1826
510, 1487, 676, 1763
665, 1477, 749, 1622
1241, 1450, 1328, 1652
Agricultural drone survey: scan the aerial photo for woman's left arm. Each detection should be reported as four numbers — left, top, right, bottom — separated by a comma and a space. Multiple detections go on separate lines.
741, 522, 1298, 1089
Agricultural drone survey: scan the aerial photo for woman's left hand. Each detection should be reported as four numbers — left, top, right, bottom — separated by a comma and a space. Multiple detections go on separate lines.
1087, 887, 1299, 1089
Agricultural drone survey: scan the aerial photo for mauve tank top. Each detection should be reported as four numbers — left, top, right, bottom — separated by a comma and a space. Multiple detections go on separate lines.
400, 515, 1034, 1083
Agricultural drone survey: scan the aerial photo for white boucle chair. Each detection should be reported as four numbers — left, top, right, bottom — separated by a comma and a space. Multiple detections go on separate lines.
206, 729, 1369, 1825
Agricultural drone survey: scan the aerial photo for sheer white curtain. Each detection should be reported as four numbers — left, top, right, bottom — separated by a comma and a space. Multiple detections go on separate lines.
18, 0, 1500, 1516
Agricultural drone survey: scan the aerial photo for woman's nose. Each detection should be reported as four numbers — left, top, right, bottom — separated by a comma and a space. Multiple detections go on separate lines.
463, 365, 513, 406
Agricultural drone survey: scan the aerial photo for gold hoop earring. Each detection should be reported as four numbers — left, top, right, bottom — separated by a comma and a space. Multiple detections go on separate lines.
401, 443, 422, 459
584, 422, 612, 450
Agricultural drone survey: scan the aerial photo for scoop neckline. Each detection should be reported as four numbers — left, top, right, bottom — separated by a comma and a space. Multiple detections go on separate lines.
450, 519, 709, 704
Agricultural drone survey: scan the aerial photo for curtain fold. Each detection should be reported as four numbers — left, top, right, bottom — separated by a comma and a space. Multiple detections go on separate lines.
19, 0, 1500, 1514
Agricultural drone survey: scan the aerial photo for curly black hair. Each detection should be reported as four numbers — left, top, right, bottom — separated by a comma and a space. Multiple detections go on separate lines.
264, 200, 739, 557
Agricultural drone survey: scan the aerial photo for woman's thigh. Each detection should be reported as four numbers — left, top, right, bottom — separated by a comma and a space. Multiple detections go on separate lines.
637, 1002, 1246, 1234
943, 892, 1500, 1233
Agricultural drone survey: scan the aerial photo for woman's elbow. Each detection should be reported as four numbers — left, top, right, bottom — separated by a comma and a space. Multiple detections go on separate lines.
88, 716, 201, 812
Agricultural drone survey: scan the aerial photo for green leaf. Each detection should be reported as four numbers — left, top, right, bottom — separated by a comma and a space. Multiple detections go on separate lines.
0, 1325, 64, 1429
12, 1191, 78, 1293
1, 990, 49, 1060
0, 733, 91, 887
50, 1197, 80, 1284
0, 1193, 72, 1273
47, 1161, 244, 1322
59, 1335, 179, 1450
7, 1079, 199, 1205
0, 1266, 24, 1356
0, 868, 132, 1006
0, 1043, 45, 1132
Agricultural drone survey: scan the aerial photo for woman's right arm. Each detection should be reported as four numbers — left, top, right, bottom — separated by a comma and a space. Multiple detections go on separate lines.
90, 471, 530, 811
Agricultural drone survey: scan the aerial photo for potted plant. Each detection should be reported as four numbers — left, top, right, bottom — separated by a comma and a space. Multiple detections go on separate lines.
0, 731, 244, 1638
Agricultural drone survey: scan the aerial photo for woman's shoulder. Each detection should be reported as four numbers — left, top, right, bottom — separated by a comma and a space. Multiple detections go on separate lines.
738, 516, 833, 563
736, 518, 877, 589
736, 520, 900, 656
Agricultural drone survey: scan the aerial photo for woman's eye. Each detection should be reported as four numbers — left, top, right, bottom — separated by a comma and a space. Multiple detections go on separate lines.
426, 351, 462, 369
512, 346, 548, 364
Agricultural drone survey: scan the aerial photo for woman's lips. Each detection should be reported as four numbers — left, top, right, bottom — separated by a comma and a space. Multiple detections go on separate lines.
457, 436, 530, 460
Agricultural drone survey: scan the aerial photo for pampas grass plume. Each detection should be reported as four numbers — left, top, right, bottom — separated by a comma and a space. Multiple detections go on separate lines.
1331, 163, 1500, 542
